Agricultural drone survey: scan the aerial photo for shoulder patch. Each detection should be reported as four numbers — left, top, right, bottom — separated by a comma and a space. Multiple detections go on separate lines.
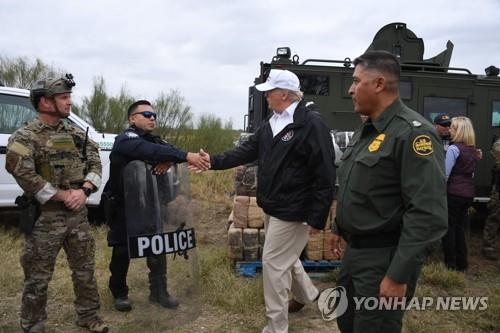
8, 141, 31, 156
412, 135, 433, 156
125, 131, 139, 138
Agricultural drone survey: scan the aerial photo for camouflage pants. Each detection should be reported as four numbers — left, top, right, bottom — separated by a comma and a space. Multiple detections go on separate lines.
20, 207, 101, 332
484, 189, 500, 250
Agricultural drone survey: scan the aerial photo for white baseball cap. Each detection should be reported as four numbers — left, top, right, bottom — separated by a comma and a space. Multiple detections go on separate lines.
255, 69, 301, 92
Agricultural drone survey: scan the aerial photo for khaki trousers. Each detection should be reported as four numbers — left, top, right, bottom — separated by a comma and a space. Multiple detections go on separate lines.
261, 215, 318, 333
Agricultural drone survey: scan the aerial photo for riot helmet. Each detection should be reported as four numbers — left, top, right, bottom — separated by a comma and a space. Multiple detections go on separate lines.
30, 73, 76, 108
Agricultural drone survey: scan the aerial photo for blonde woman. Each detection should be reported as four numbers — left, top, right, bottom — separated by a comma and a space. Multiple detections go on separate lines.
442, 116, 478, 272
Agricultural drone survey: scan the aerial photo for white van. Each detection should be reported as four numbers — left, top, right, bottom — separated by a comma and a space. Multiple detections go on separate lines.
0, 85, 116, 209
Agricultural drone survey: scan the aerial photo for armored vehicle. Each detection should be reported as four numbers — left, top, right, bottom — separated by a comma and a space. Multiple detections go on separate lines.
246, 22, 500, 201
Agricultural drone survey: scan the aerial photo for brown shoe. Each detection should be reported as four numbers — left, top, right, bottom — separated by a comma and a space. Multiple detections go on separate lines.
76, 316, 109, 333
288, 299, 305, 313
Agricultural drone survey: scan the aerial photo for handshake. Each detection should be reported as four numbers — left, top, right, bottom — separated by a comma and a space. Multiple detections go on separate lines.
151, 149, 212, 176
187, 149, 211, 173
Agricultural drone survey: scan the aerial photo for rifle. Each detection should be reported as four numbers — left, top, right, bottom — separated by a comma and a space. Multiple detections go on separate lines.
82, 126, 89, 161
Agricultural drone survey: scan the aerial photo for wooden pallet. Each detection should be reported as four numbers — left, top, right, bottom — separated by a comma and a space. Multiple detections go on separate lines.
235, 260, 342, 277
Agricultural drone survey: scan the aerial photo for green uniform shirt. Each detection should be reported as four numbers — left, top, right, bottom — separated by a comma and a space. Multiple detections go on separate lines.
336, 98, 448, 283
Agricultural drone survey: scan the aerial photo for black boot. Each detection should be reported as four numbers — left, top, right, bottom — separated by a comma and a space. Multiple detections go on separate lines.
148, 276, 179, 309
114, 296, 132, 312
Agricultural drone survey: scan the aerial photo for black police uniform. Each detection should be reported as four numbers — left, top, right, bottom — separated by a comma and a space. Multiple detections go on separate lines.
104, 125, 187, 302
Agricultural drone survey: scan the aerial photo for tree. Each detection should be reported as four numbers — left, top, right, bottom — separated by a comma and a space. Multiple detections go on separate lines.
76, 76, 133, 133
154, 89, 193, 144
0, 56, 60, 88
185, 114, 235, 153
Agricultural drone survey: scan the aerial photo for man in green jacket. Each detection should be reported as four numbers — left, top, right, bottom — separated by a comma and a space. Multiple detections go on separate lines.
331, 51, 448, 333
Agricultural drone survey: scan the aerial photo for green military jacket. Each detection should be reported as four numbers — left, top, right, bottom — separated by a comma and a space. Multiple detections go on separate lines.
5, 118, 102, 204
336, 98, 448, 283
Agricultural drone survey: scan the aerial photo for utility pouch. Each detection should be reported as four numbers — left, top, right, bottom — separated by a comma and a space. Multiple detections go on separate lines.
101, 191, 117, 225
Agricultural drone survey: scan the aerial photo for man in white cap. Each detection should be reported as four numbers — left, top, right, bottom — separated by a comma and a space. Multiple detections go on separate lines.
194, 69, 336, 333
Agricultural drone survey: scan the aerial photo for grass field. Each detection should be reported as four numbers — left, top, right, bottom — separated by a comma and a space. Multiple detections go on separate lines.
1, 169, 499, 332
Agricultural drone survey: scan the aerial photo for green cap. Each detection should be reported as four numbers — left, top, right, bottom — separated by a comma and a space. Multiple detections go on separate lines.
30, 73, 76, 107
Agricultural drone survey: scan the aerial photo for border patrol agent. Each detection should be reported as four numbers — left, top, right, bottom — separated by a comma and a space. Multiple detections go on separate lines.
331, 51, 448, 333
5, 75, 108, 333
433, 113, 451, 151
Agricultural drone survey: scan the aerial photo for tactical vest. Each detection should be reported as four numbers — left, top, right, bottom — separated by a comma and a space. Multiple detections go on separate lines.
28, 122, 87, 189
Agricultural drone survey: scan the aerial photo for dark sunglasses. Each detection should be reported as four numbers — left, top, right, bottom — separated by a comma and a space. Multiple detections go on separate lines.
132, 111, 157, 119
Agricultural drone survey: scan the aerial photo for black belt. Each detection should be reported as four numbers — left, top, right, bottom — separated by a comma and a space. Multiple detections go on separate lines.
349, 232, 400, 249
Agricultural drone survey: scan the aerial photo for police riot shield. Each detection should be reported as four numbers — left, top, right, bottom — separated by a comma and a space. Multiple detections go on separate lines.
123, 161, 201, 329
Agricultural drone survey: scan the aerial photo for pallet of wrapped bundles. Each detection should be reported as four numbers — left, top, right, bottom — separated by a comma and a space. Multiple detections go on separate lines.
242, 228, 259, 261
248, 197, 264, 228
235, 164, 258, 196
305, 231, 323, 260
228, 223, 244, 261
233, 195, 249, 228
323, 232, 337, 260
323, 231, 347, 260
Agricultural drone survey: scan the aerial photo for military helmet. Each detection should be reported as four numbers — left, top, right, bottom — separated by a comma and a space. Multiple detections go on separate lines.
30, 73, 76, 108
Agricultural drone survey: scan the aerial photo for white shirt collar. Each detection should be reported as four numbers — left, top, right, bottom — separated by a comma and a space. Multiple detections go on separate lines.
272, 101, 298, 119
270, 101, 299, 137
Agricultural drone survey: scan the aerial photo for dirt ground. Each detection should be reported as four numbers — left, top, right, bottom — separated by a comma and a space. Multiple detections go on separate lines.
1, 200, 498, 332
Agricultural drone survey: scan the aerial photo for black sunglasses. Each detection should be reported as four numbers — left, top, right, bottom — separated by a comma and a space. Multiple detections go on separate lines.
132, 111, 157, 119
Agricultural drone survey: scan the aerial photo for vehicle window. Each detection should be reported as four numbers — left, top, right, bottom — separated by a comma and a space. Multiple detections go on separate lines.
423, 97, 467, 124
341, 77, 412, 100
0, 94, 37, 134
492, 101, 500, 127
400, 80, 412, 100
298, 74, 329, 96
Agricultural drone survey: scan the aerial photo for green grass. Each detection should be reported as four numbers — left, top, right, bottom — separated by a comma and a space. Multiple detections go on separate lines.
419, 262, 466, 291
190, 168, 235, 207
199, 245, 264, 314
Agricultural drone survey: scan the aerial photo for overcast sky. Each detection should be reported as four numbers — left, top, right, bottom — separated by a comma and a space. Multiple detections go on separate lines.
1, 0, 499, 129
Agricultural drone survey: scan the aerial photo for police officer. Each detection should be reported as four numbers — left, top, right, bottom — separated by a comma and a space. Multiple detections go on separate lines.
482, 136, 500, 260
331, 51, 448, 333
104, 100, 209, 312
5, 75, 108, 333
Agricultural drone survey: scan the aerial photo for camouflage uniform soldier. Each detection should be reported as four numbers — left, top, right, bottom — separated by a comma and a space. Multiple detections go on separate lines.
482, 137, 500, 260
5, 75, 108, 333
